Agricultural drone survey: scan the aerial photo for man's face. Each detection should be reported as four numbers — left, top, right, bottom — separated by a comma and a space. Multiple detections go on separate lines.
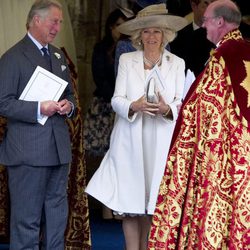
202, 3, 220, 44
192, 0, 215, 26
34, 6, 63, 46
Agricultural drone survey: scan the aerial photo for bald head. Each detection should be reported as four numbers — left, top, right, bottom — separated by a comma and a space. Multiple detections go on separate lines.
208, 0, 237, 10
202, 0, 241, 44
206, 0, 241, 26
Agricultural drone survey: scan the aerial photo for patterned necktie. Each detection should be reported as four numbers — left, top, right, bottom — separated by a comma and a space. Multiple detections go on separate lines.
41, 47, 51, 71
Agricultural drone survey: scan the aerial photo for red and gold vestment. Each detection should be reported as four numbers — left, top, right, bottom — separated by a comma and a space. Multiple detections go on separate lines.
148, 29, 250, 250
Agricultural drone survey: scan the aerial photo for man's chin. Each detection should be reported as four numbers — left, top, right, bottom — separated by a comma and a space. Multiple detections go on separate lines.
48, 35, 56, 43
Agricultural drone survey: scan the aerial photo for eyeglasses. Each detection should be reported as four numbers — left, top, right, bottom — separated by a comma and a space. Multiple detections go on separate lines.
202, 16, 217, 24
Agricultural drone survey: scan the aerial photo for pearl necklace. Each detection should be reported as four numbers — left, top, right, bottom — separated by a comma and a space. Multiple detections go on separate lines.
143, 54, 162, 68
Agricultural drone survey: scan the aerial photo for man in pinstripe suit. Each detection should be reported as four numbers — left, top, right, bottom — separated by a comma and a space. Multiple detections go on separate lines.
0, 1, 76, 249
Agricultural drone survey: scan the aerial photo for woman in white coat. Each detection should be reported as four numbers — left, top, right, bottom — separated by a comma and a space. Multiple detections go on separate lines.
86, 4, 187, 250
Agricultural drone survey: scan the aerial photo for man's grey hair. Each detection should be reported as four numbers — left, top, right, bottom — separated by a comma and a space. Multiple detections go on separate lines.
213, 2, 241, 26
26, 0, 62, 29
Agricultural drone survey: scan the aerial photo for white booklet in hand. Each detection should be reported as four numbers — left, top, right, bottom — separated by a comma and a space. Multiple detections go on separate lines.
19, 66, 68, 125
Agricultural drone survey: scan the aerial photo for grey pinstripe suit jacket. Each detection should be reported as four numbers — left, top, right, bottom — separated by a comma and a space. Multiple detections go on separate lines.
0, 35, 76, 166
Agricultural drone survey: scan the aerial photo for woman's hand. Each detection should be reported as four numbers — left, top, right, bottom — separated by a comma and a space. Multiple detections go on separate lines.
157, 93, 171, 115
130, 95, 160, 116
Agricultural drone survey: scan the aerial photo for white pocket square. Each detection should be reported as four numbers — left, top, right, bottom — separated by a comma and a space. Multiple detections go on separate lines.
61, 65, 66, 71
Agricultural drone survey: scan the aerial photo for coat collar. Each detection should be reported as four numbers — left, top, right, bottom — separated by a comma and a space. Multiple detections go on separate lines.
132, 49, 174, 82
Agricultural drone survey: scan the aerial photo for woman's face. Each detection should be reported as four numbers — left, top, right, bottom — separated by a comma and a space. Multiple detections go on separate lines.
111, 17, 125, 42
141, 27, 163, 52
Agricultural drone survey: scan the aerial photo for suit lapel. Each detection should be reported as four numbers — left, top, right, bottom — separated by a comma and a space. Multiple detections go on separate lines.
21, 35, 64, 77
49, 46, 61, 76
22, 35, 46, 71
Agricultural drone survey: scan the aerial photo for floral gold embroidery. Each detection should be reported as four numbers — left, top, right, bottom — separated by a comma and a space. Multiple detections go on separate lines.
241, 60, 250, 107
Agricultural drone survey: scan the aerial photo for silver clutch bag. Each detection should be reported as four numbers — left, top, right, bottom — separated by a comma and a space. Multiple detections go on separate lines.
146, 77, 157, 103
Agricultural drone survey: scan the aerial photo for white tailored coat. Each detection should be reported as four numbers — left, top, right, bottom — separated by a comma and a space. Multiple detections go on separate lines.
85, 49, 185, 214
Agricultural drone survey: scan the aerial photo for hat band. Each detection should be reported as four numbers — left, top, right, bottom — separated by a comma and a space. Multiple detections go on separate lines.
137, 6, 168, 18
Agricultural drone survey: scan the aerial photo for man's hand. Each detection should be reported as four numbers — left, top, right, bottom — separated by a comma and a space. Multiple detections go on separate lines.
57, 99, 72, 115
40, 100, 60, 117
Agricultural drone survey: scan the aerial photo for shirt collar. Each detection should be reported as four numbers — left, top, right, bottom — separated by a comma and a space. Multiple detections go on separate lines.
192, 21, 200, 31
27, 32, 48, 52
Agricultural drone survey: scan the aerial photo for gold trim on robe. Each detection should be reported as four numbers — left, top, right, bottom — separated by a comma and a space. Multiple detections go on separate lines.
149, 30, 250, 250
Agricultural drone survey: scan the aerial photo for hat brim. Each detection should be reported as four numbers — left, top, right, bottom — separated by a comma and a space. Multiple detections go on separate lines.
117, 15, 188, 35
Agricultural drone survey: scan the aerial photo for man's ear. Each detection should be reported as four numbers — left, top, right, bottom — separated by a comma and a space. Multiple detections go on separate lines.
217, 16, 224, 27
33, 15, 40, 25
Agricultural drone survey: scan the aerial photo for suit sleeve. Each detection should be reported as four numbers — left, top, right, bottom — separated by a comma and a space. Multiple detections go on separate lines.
0, 50, 38, 123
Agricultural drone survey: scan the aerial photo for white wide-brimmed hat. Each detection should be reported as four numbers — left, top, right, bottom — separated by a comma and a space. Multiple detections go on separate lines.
117, 3, 187, 36
116, 0, 167, 18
